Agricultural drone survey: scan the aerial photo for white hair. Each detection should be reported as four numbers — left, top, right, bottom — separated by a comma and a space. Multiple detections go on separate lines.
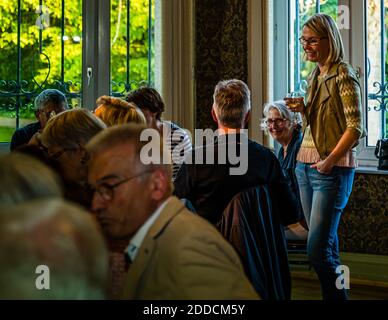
260, 100, 302, 133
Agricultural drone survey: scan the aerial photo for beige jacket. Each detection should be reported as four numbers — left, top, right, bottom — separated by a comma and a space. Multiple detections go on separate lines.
121, 196, 259, 300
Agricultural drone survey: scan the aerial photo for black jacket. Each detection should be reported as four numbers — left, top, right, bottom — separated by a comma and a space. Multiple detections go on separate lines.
10, 121, 41, 151
174, 133, 300, 225
217, 185, 291, 300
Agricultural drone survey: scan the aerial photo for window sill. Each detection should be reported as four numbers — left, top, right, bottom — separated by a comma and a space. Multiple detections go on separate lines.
356, 166, 388, 175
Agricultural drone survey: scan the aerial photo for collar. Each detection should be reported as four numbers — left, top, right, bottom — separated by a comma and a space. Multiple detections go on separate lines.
217, 128, 242, 135
309, 61, 342, 83
125, 197, 171, 262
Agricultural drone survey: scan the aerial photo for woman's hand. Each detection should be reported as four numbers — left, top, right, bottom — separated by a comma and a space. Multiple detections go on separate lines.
310, 129, 360, 175
310, 158, 335, 175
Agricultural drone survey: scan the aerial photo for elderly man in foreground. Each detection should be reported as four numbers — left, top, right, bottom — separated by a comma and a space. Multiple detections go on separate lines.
86, 124, 259, 300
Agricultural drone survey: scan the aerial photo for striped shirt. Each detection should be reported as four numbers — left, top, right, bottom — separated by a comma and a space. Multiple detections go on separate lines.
163, 121, 192, 180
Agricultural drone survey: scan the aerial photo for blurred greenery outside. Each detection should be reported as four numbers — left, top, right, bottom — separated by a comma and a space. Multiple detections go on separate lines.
0, 0, 154, 142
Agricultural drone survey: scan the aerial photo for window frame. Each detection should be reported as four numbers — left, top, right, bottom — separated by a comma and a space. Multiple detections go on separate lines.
0, 0, 194, 152
272, 0, 378, 168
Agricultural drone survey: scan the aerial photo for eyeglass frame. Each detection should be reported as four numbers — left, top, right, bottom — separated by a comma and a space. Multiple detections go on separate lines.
298, 36, 327, 47
265, 118, 289, 127
91, 170, 155, 201
40, 143, 79, 160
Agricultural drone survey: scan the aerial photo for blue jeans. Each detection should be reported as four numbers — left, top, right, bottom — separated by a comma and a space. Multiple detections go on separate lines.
295, 162, 355, 300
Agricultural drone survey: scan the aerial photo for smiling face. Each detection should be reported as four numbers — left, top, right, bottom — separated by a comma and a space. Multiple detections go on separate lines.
267, 108, 293, 146
301, 26, 330, 66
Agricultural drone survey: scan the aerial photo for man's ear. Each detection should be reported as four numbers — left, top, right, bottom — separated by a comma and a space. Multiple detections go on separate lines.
243, 110, 251, 127
149, 169, 168, 202
211, 106, 218, 123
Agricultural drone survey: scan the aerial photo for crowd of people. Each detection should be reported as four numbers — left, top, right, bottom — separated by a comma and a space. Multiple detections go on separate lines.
0, 14, 364, 300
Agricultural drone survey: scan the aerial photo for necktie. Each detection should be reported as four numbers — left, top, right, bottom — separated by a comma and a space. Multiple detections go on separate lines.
108, 252, 130, 299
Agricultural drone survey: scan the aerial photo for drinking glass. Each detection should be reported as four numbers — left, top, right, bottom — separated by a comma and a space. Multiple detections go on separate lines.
285, 91, 303, 121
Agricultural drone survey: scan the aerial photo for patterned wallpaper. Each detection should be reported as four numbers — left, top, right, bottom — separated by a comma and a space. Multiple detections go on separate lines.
194, 1, 387, 255
339, 172, 388, 255
195, 0, 248, 130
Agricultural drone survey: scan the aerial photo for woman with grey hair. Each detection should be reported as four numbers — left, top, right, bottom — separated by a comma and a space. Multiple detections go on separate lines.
261, 100, 304, 220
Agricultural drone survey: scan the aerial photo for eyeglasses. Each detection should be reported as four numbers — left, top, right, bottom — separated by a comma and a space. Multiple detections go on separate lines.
41, 145, 73, 160
299, 37, 327, 47
92, 170, 154, 201
40, 141, 84, 161
48, 148, 68, 160
265, 118, 288, 127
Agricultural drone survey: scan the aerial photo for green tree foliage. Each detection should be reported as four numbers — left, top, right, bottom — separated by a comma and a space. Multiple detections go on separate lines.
111, 0, 154, 91
0, 0, 82, 89
0, 0, 153, 110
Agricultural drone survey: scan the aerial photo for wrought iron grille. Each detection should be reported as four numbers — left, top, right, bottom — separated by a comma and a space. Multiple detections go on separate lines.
0, 0, 154, 143
110, 0, 154, 97
0, 0, 82, 139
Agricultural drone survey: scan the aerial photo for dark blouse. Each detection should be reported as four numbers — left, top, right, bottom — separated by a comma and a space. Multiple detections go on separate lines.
277, 130, 303, 218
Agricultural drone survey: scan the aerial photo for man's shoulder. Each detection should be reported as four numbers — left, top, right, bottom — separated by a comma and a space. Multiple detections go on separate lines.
14, 121, 40, 134
24, 121, 40, 130
11, 122, 41, 150
157, 200, 226, 245
164, 121, 189, 136
247, 139, 276, 159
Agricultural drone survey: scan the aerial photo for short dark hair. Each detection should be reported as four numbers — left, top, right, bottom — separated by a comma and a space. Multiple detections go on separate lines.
126, 87, 165, 120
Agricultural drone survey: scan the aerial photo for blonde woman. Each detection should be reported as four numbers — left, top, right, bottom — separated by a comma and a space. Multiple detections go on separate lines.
40, 108, 107, 208
94, 95, 146, 126
286, 13, 364, 300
